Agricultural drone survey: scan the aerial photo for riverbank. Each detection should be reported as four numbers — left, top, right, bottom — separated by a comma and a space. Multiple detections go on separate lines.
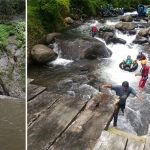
0, 12, 25, 99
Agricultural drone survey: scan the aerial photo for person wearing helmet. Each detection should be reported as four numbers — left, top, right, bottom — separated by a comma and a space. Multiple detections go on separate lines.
122, 55, 134, 70
135, 60, 149, 92
90, 25, 98, 37
136, 51, 146, 61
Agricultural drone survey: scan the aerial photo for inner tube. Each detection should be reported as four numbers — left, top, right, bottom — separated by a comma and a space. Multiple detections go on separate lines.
119, 62, 138, 72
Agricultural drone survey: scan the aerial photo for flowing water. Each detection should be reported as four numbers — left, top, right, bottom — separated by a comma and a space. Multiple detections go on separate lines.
0, 96, 25, 150
28, 11, 150, 136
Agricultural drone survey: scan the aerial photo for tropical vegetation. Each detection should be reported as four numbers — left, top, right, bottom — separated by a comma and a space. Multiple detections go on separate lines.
28, 0, 150, 46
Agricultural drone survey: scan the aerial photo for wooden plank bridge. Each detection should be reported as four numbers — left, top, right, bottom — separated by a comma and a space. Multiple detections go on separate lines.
27, 78, 150, 150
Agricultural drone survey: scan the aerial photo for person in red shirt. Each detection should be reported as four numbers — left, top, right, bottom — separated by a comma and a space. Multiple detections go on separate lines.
135, 60, 149, 92
136, 51, 146, 61
91, 26, 98, 37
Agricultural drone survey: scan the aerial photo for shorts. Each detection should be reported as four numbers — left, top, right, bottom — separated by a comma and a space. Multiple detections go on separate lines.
138, 77, 147, 88
117, 103, 125, 109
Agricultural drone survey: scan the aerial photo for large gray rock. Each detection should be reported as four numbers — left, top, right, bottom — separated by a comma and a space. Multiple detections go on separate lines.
45, 32, 62, 44
98, 32, 114, 44
121, 15, 133, 22
110, 38, 126, 44
55, 38, 112, 60
31, 44, 55, 64
132, 35, 148, 44
115, 22, 135, 31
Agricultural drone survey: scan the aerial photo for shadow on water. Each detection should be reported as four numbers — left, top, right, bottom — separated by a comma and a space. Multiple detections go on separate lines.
28, 11, 150, 136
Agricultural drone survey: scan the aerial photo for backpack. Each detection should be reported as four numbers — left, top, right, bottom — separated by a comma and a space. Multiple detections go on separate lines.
92, 26, 97, 32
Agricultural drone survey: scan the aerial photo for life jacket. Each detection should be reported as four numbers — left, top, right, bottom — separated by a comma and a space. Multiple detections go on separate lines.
138, 54, 146, 61
92, 26, 97, 32
125, 59, 132, 64
141, 65, 149, 78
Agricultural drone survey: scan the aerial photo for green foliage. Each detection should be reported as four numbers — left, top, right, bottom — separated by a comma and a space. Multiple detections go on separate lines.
15, 22, 25, 42
28, 0, 150, 47
148, 11, 150, 19
17, 40, 22, 48
0, 22, 25, 49
0, 24, 15, 49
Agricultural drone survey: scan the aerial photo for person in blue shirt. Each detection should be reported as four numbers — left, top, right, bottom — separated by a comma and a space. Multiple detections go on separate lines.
122, 55, 134, 69
102, 81, 142, 129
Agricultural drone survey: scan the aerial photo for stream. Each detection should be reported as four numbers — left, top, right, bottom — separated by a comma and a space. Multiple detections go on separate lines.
28, 11, 150, 136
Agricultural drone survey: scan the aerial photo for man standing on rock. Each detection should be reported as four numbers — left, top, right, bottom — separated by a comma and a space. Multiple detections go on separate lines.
101, 81, 142, 129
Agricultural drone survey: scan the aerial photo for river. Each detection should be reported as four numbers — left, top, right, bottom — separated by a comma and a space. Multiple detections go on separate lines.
0, 96, 25, 150
28, 11, 150, 136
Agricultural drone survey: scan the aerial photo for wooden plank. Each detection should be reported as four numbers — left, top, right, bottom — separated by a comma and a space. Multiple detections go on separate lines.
93, 131, 127, 150
28, 91, 62, 126
28, 94, 88, 150
126, 139, 145, 150
49, 93, 117, 150
27, 83, 46, 101
27, 78, 34, 84
144, 125, 150, 150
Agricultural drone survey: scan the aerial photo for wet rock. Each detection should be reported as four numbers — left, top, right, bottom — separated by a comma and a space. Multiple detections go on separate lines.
45, 32, 62, 44
130, 14, 137, 18
99, 25, 114, 32
31, 44, 56, 64
132, 35, 148, 44
55, 38, 112, 60
121, 15, 133, 22
98, 32, 113, 44
138, 25, 145, 28
110, 37, 126, 44
128, 30, 136, 35
115, 22, 135, 31
138, 28, 149, 37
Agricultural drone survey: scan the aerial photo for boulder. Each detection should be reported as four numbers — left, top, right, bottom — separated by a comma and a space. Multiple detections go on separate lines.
55, 38, 112, 60
64, 17, 74, 24
110, 38, 126, 44
45, 32, 62, 44
138, 28, 148, 37
99, 25, 114, 32
128, 30, 136, 35
98, 32, 113, 44
121, 15, 133, 22
132, 35, 148, 44
115, 22, 135, 31
31, 44, 56, 64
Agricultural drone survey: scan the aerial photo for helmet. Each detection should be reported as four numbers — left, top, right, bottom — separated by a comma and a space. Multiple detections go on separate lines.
139, 50, 142, 54
141, 60, 146, 65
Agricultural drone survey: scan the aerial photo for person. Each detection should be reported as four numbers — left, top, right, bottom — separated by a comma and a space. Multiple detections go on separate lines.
122, 55, 134, 70
100, 5, 105, 16
135, 60, 149, 92
136, 51, 146, 61
90, 26, 98, 37
102, 81, 142, 129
